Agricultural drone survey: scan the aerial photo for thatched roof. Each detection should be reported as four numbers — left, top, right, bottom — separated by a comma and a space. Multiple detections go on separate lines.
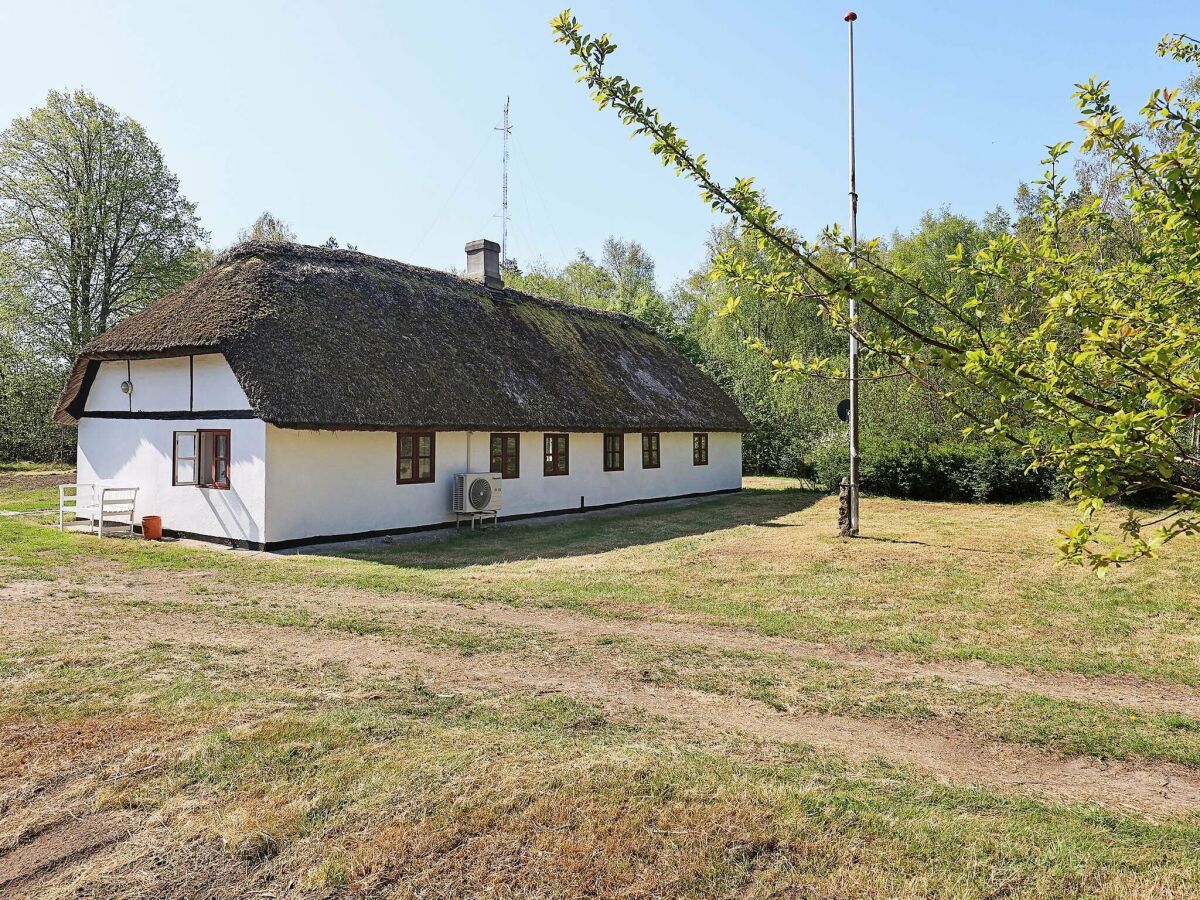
55, 242, 749, 433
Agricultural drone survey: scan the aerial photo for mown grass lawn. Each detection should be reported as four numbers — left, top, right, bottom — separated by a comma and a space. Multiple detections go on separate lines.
2, 472, 1200, 897
8, 475, 1200, 684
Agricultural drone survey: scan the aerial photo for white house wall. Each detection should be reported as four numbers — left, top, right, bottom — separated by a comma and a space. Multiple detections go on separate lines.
264, 427, 741, 544
129, 357, 190, 411
76, 417, 267, 544
83, 361, 133, 412
193, 353, 251, 410
83, 354, 249, 413
264, 428, 472, 544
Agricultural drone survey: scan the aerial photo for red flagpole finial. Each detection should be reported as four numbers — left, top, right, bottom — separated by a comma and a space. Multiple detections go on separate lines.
844, 11, 857, 21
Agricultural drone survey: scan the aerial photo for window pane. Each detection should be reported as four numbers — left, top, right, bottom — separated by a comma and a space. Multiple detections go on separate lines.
418, 459, 431, 479
400, 436, 413, 457
199, 432, 215, 486
419, 435, 431, 455
176, 432, 196, 457
399, 459, 413, 481
176, 457, 196, 484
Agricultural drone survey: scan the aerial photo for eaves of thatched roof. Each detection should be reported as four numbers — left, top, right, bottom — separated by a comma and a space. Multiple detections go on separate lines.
55, 241, 750, 433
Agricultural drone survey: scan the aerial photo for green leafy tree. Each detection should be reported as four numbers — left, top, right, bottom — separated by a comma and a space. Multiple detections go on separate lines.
0, 90, 208, 361
679, 219, 971, 477
601, 236, 656, 312
553, 14, 1200, 570
238, 211, 296, 244
508, 240, 658, 315
505, 251, 612, 309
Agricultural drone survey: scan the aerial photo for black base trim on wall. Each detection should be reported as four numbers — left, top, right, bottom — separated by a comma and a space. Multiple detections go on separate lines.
146, 487, 743, 552
81, 409, 257, 420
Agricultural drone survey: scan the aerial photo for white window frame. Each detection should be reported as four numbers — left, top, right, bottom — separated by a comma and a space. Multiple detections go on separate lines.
173, 430, 198, 486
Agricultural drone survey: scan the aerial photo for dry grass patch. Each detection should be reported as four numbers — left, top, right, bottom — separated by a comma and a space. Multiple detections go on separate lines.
1, 631, 1200, 897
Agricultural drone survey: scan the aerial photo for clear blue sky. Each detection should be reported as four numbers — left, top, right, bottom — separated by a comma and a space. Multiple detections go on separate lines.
3, 1, 1194, 286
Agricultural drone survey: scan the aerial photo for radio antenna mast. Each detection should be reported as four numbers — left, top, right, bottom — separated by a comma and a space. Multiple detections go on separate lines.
496, 97, 512, 266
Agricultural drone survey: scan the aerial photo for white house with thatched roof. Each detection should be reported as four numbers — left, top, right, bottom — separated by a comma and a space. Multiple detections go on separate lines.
55, 240, 748, 549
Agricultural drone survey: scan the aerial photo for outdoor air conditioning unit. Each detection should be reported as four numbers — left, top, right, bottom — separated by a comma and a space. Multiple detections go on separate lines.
452, 473, 503, 514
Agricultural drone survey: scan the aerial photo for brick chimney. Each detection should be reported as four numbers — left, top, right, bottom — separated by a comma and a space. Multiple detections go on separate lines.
465, 239, 502, 289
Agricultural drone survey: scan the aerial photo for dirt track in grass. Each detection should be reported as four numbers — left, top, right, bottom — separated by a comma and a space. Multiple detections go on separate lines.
4, 573, 1200, 820
9, 569, 1200, 718
303, 585, 1200, 718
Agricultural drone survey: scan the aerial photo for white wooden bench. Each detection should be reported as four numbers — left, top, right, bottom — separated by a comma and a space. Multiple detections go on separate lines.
59, 484, 139, 538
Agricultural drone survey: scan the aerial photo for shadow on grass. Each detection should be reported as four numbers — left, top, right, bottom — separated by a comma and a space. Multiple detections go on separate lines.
310, 486, 825, 569
853, 533, 1026, 556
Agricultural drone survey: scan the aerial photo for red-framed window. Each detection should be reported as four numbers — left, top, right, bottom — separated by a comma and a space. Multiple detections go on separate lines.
490, 432, 520, 479
641, 432, 661, 469
603, 433, 624, 472
693, 432, 709, 466
543, 433, 569, 476
173, 429, 231, 490
397, 432, 435, 484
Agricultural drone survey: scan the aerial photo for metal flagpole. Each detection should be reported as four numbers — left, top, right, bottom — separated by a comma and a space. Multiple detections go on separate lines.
845, 10, 861, 536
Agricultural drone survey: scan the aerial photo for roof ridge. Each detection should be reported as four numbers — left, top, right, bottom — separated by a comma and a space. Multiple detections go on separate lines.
217, 241, 655, 333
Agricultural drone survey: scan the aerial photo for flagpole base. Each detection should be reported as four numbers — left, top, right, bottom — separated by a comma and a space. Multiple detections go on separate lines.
838, 478, 853, 537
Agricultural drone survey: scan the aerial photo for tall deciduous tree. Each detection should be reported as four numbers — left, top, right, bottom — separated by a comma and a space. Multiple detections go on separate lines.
601, 236, 656, 312
238, 211, 296, 243
553, 14, 1200, 569
0, 90, 208, 360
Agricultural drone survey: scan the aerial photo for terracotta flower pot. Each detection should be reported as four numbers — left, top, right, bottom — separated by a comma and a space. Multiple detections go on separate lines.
142, 515, 163, 541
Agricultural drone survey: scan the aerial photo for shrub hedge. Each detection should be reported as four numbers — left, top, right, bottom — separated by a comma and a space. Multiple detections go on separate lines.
808, 432, 1055, 503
